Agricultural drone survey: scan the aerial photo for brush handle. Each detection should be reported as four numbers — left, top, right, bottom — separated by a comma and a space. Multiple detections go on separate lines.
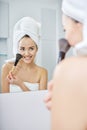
9, 66, 16, 75
8, 59, 22, 76
57, 51, 65, 63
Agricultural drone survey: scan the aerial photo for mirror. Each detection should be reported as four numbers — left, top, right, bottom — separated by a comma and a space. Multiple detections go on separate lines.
0, 0, 73, 93
0, 0, 58, 93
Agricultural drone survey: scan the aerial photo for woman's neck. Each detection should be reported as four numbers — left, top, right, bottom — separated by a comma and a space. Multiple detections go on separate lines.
22, 61, 36, 70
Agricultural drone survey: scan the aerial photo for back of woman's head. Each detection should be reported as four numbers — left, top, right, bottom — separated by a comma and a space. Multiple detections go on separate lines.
62, 0, 85, 23
62, 0, 87, 56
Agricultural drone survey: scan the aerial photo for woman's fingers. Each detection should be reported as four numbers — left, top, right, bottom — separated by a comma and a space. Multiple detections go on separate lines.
7, 72, 16, 84
47, 80, 53, 91
44, 80, 53, 110
45, 100, 52, 110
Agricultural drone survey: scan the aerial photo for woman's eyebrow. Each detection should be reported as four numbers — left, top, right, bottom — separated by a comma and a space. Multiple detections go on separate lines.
29, 46, 35, 47
19, 46, 24, 48
19, 45, 35, 48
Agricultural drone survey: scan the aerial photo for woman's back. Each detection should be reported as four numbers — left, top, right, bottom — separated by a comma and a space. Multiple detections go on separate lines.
52, 56, 87, 130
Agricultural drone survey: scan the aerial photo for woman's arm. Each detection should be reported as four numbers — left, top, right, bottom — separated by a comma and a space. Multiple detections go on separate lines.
1, 64, 10, 93
44, 80, 53, 110
39, 68, 48, 90
7, 73, 30, 92
18, 81, 30, 91
1, 63, 30, 92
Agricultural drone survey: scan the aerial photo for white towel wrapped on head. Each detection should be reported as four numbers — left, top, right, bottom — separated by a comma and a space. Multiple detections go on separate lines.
62, 0, 87, 56
13, 17, 41, 56
62, 0, 85, 23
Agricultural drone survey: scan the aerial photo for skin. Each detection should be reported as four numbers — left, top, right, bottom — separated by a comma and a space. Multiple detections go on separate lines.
52, 57, 87, 130
44, 14, 87, 129
1, 36, 48, 93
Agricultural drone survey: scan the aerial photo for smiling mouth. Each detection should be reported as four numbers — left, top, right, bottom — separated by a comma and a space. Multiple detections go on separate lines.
23, 56, 32, 60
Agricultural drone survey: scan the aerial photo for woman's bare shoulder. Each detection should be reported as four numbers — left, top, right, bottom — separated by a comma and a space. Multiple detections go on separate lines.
54, 56, 87, 74
2, 62, 14, 71
37, 65, 47, 73
53, 56, 87, 88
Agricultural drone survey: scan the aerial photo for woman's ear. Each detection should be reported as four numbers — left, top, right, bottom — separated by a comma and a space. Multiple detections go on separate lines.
36, 45, 38, 51
76, 22, 83, 33
77, 22, 83, 28
36, 48, 38, 52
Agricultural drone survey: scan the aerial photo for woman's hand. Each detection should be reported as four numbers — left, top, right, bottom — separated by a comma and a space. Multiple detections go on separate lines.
7, 72, 30, 91
44, 80, 53, 110
7, 72, 23, 87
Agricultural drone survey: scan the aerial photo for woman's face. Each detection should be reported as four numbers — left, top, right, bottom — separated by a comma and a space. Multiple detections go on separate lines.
18, 37, 38, 64
62, 14, 83, 46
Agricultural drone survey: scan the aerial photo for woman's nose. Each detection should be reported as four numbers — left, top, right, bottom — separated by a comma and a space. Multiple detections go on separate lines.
24, 50, 29, 55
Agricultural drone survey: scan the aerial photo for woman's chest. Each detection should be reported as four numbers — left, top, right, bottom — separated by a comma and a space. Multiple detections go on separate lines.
17, 69, 41, 83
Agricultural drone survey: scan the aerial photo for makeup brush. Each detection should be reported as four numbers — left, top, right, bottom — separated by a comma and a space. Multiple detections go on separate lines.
9, 53, 23, 75
57, 38, 70, 63
14, 53, 23, 66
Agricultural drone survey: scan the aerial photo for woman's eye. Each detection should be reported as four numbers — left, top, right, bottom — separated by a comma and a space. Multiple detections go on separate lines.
20, 47, 25, 51
30, 47, 34, 50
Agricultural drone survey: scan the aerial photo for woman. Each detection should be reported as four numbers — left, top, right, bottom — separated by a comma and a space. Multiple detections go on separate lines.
1, 17, 48, 93
44, 0, 87, 129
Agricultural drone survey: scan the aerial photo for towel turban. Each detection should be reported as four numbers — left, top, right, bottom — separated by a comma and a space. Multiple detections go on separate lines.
62, 0, 85, 23
62, 0, 87, 56
13, 17, 41, 56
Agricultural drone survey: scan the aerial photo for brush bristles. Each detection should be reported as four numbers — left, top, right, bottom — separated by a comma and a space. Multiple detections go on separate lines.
14, 53, 22, 66
58, 38, 70, 53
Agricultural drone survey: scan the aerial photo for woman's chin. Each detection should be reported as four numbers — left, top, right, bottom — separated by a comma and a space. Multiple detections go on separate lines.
23, 59, 32, 64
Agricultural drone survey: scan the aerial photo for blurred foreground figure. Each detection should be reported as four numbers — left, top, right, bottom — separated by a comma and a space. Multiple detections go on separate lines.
44, 0, 87, 129
52, 57, 87, 130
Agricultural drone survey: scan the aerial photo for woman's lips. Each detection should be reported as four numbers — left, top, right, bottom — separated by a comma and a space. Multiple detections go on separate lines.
24, 56, 32, 60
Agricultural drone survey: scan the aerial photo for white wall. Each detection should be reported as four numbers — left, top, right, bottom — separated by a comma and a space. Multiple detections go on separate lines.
0, 1, 9, 90
41, 8, 57, 80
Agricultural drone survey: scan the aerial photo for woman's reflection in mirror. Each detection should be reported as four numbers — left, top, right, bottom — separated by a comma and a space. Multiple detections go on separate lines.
1, 17, 48, 93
